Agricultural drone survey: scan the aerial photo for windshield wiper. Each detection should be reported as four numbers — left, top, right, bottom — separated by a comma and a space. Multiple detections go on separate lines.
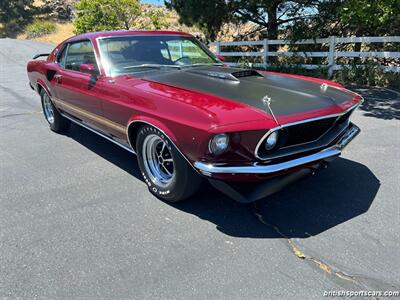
123, 64, 182, 70
122, 63, 224, 71
183, 63, 225, 67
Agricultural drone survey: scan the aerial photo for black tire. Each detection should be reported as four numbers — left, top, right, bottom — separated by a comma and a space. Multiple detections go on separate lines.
136, 125, 202, 202
40, 89, 70, 133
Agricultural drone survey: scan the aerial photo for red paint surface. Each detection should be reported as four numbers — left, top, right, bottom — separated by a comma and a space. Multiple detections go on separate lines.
27, 30, 362, 182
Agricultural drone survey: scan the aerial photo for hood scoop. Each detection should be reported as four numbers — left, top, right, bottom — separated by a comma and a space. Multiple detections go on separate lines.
231, 69, 263, 79
185, 68, 262, 82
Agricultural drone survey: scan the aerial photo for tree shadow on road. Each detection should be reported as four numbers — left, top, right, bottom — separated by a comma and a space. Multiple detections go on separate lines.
66, 123, 380, 239
351, 87, 400, 120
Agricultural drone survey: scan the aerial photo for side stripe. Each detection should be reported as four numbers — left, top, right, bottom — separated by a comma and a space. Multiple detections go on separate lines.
51, 96, 126, 134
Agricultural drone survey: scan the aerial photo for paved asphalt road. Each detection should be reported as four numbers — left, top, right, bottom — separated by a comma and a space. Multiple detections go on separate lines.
1, 39, 399, 299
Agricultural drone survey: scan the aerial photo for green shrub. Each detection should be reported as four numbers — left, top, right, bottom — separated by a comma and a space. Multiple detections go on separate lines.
266, 63, 329, 79
25, 20, 56, 38
74, 0, 140, 34
382, 72, 400, 89
237, 58, 398, 87
334, 62, 388, 87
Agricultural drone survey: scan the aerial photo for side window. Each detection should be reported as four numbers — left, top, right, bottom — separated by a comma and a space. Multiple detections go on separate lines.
64, 40, 99, 73
56, 44, 68, 67
166, 39, 213, 64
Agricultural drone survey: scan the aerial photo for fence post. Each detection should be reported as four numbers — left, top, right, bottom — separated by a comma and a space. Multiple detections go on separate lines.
263, 39, 269, 69
328, 36, 336, 77
215, 41, 221, 56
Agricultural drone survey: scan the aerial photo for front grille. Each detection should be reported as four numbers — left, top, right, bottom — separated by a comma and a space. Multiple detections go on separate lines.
256, 108, 355, 160
281, 117, 337, 147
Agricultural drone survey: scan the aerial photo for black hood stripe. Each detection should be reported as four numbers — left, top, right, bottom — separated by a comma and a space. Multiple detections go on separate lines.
134, 66, 354, 117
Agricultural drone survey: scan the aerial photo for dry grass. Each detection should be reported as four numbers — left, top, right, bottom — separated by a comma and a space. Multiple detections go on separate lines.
18, 22, 74, 45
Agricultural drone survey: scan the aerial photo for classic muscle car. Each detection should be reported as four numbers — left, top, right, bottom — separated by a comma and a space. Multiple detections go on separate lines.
27, 30, 362, 203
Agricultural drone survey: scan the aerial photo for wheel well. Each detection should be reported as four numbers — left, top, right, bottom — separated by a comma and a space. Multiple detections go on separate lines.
127, 121, 145, 152
36, 83, 44, 95
127, 120, 199, 173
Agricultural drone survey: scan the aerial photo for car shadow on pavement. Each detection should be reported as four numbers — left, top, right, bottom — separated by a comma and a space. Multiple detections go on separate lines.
171, 158, 380, 239
66, 123, 380, 239
66, 123, 143, 180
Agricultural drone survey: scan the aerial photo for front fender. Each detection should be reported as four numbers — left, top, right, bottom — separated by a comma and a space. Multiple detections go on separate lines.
127, 115, 203, 173
127, 115, 178, 144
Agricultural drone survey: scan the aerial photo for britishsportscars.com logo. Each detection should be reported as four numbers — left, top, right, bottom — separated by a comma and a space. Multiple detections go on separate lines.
323, 290, 399, 298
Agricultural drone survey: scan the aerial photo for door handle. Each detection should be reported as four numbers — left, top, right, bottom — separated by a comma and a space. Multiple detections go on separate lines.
54, 74, 63, 83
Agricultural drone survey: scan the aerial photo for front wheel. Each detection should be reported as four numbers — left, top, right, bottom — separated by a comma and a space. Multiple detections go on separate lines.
136, 125, 202, 202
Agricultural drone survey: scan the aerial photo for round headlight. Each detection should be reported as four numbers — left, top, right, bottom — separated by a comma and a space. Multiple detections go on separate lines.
209, 133, 229, 155
265, 131, 278, 150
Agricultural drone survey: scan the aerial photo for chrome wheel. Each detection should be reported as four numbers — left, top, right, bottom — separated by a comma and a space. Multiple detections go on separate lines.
142, 134, 175, 187
43, 93, 54, 124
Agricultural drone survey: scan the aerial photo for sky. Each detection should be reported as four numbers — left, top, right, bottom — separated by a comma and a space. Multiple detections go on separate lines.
141, 0, 165, 4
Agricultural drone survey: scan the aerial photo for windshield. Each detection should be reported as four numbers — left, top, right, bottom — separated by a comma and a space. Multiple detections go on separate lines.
98, 35, 220, 76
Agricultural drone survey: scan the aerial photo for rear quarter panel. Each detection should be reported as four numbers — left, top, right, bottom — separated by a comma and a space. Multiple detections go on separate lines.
27, 56, 58, 96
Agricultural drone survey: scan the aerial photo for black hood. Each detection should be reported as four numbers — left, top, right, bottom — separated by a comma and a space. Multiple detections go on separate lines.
136, 66, 354, 117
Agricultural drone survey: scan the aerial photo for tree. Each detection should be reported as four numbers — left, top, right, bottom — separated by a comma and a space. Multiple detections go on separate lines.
166, 0, 399, 41
289, 0, 400, 39
339, 0, 400, 36
147, 8, 169, 30
165, 0, 232, 41
0, 0, 35, 24
74, 0, 141, 34
165, 0, 321, 41
0, 0, 37, 36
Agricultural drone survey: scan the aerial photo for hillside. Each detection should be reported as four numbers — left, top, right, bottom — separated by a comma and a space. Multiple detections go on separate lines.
17, 2, 205, 44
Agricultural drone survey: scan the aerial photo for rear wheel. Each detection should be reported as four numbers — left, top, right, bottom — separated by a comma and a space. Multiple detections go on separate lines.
136, 125, 202, 202
40, 89, 70, 133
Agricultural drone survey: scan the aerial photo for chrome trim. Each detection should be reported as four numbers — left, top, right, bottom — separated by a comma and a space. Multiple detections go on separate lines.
96, 35, 185, 77
56, 39, 103, 76
278, 118, 347, 151
126, 120, 200, 174
54, 101, 198, 173
142, 134, 175, 187
261, 120, 350, 161
195, 147, 341, 174
208, 133, 229, 155
95, 34, 190, 41
62, 113, 136, 154
95, 34, 218, 77
36, 82, 51, 96
51, 96, 126, 134
195, 124, 360, 175
255, 102, 361, 160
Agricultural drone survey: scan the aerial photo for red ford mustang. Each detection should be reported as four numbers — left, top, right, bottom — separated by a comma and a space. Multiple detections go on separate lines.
27, 30, 362, 203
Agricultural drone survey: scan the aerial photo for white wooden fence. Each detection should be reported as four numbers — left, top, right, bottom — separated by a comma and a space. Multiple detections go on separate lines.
209, 36, 400, 75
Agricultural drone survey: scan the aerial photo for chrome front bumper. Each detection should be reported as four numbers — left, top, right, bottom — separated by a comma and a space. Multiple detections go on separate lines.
195, 124, 360, 176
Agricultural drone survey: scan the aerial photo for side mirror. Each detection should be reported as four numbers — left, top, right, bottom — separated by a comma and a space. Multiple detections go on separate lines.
79, 64, 97, 75
216, 55, 226, 62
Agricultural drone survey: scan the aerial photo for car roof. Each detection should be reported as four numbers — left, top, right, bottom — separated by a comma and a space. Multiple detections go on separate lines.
66, 30, 193, 42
